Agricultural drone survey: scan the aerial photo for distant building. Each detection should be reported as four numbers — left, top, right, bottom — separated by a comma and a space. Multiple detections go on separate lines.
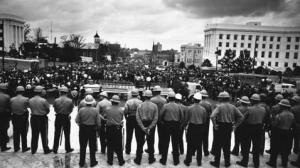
0, 13, 25, 52
179, 43, 203, 67
80, 32, 100, 60
152, 42, 162, 52
204, 22, 300, 71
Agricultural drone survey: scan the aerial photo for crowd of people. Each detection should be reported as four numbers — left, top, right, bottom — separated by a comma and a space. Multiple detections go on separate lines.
0, 77, 299, 168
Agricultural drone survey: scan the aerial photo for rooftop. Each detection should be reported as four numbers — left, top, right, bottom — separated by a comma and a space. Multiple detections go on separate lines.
0, 13, 25, 23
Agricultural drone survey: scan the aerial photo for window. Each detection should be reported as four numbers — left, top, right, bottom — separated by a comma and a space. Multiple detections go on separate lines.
241, 35, 245, 40
254, 51, 258, 57
233, 42, 237, 47
268, 62, 271, 66
275, 62, 279, 67
0, 37, 2, 41
255, 44, 258, 48
248, 43, 251, 48
226, 42, 229, 47
293, 63, 297, 67
296, 37, 300, 42
226, 34, 230, 40
261, 61, 265, 66
276, 52, 279, 58
256, 36, 259, 41
269, 44, 273, 49
261, 51, 265, 58
276, 44, 280, 49
294, 53, 298, 59
277, 37, 281, 42
263, 36, 267, 41
262, 44, 266, 49
234, 34, 238, 40
284, 62, 288, 67
268, 52, 272, 58
248, 35, 252, 40
287, 45, 290, 50
219, 42, 222, 47
270, 36, 274, 42
295, 45, 299, 50
219, 34, 223, 39
241, 43, 244, 48
286, 52, 290, 58
287, 37, 291, 42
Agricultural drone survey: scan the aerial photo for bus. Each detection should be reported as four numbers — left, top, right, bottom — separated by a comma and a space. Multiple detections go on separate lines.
0, 57, 39, 71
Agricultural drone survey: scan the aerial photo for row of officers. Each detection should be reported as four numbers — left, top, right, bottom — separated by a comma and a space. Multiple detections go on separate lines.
0, 83, 300, 168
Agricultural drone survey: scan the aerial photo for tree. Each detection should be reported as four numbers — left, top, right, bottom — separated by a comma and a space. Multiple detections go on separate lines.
64, 34, 85, 49
293, 66, 300, 76
188, 64, 196, 70
179, 61, 185, 69
218, 49, 236, 72
201, 59, 212, 67
8, 43, 19, 57
24, 23, 31, 42
33, 27, 47, 43
231, 50, 254, 73
284, 67, 293, 76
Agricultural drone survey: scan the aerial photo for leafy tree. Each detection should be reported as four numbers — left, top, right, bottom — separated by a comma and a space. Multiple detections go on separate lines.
201, 59, 212, 67
33, 27, 47, 43
179, 61, 185, 69
24, 23, 31, 42
188, 64, 196, 70
284, 67, 293, 76
232, 50, 254, 73
218, 49, 236, 72
293, 66, 300, 76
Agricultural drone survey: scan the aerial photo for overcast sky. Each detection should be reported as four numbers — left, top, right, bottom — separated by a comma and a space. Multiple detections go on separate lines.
1, 0, 300, 50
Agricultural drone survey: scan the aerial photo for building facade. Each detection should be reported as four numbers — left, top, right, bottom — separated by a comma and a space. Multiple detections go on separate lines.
204, 22, 300, 71
0, 13, 25, 52
179, 43, 203, 67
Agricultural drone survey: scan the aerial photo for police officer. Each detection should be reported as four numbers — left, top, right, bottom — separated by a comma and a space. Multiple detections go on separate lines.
0, 83, 11, 152
134, 90, 158, 165
96, 91, 111, 154
210, 91, 244, 168
267, 99, 294, 168
291, 95, 300, 167
124, 89, 142, 154
160, 91, 183, 166
52, 86, 74, 154
29, 85, 52, 154
10, 86, 30, 152
175, 93, 187, 155
184, 92, 207, 166
200, 89, 212, 156
290, 95, 300, 154
76, 95, 101, 167
78, 88, 95, 110
231, 96, 251, 156
106, 95, 125, 166
237, 94, 266, 168
258, 93, 270, 155
150, 85, 166, 155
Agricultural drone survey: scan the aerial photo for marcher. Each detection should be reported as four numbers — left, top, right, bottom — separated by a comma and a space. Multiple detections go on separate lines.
76, 95, 101, 167
29, 85, 52, 154
124, 89, 142, 154
0, 83, 11, 152
10, 86, 30, 152
134, 90, 158, 165
184, 92, 207, 166
210, 91, 244, 168
290, 95, 300, 167
105, 95, 125, 166
52, 86, 74, 154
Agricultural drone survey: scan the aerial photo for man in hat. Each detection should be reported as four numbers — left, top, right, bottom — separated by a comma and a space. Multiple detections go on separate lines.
159, 91, 184, 166
78, 88, 95, 110
231, 96, 251, 156
29, 85, 52, 154
258, 93, 270, 155
199, 89, 212, 156
134, 90, 158, 165
52, 86, 74, 154
267, 99, 294, 168
96, 91, 111, 154
124, 89, 142, 154
76, 95, 101, 167
210, 91, 244, 168
237, 94, 266, 168
105, 95, 125, 166
150, 85, 166, 154
175, 93, 187, 155
0, 83, 11, 152
290, 95, 300, 167
184, 92, 207, 166
10, 86, 30, 152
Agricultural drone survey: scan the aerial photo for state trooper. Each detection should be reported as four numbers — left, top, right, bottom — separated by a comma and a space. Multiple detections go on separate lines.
237, 94, 266, 168
105, 95, 125, 166
175, 93, 187, 155
52, 86, 74, 154
78, 88, 95, 110
210, 91, 244, 168
10, 86, 30, 152
0, 83, 11, 152
231, 96, 251, 156
160, 91, 184, 166
258, 93, 270, 155
184, 92, 207, 166
150, 85, 166, 155
134, 90, 158, 165
124, 89, 142, 154
291, 95, 300, 167
267, 99, 294, 168
29, 85, 52, 154
76, 95, 101, 167
96, 91, 111, 154
199, 89, 212, 156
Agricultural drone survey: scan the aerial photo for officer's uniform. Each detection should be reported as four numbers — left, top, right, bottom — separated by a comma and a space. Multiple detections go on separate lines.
76, 95, 101, 167
52, 87, 74, 153
124, 90, 142, 154
175, 93, 188, 155
160, 92, 183, 166
210, 92, 244, 167
105, 95, 125, 166
10, 86, 30, 152
134, 90, 158, 165
78, 88, 95, 110
96, 91, 111, 154
29, 86, 52, 154
291, 96, 300, 167
237, 94, 266, 168
267, 99, 294, 167
150, 86, 166, 154
184, 92, 207, 166
0, 84, 11, 151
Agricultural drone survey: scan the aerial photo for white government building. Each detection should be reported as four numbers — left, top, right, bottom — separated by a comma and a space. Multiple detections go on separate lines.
204, 22, 300, 71
178, 43, 203, 67
0, 13, 25, 52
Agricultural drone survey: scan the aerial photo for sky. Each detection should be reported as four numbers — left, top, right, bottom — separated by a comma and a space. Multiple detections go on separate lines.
1, 0, 300, 50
